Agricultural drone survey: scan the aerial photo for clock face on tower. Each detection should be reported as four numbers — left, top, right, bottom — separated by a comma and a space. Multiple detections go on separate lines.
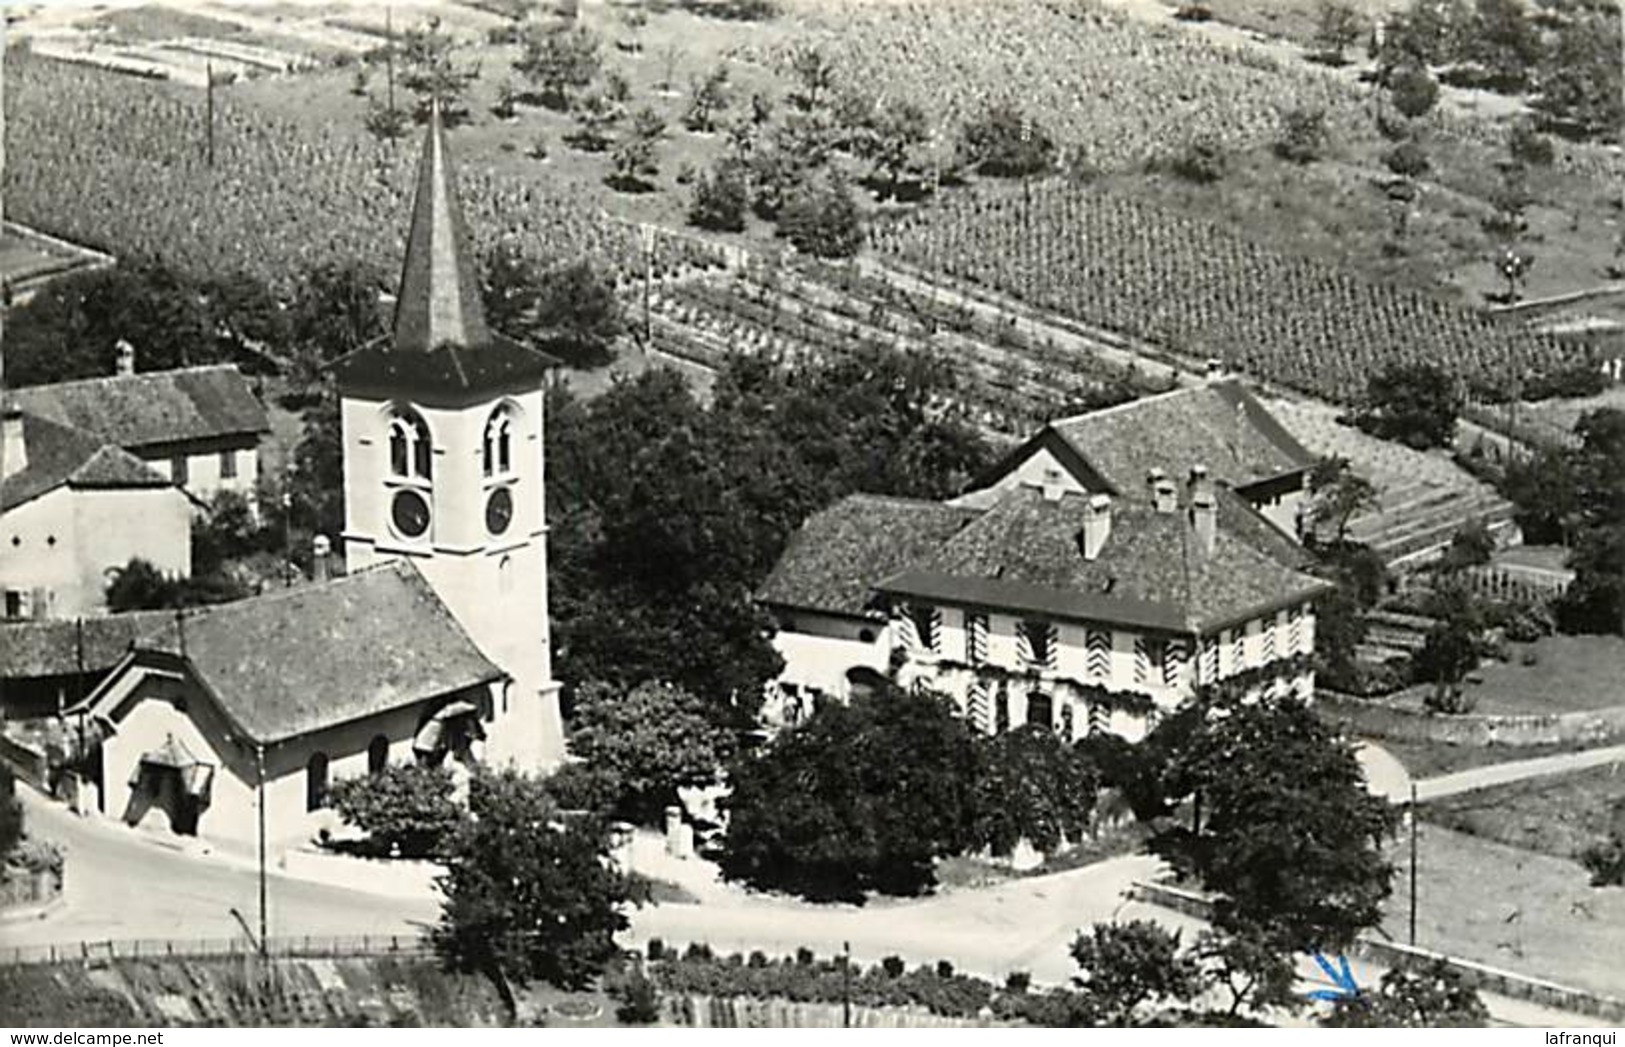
485, 486, 514, 537
391, 489, 432, 539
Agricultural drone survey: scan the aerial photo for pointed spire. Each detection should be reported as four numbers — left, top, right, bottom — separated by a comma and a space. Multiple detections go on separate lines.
392, 99, 492, 353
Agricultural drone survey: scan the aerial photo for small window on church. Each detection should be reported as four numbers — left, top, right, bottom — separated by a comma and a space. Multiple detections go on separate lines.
388, 409, 432, 481
483, 406, 515, 478
306, 752, 330, 811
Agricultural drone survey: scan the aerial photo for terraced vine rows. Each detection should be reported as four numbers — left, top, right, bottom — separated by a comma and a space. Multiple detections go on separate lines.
2, 53, 722, 294
646, 262, 1172, 438
872, 182, 1568, 405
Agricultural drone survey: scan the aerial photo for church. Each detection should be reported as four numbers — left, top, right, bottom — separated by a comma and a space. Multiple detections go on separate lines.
64, 106, 566, 848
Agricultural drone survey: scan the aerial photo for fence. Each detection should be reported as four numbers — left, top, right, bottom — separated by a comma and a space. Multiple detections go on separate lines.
1316, 690, 1625, 747
0, 933, 433, 968
0, 733, 50, 791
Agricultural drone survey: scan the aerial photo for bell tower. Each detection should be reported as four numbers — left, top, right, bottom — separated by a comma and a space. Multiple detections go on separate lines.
336, 103, 563, 768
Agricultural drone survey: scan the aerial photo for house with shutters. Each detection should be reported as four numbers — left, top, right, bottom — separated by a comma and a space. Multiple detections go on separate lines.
759, 461, 1329, 739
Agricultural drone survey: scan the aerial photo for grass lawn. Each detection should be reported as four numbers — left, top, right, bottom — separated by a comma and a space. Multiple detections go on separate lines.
1456, 635, 1625, 716
1380, 822, 1625, 998
1373, 737, 1595, 780
1420, 761, 1625, 861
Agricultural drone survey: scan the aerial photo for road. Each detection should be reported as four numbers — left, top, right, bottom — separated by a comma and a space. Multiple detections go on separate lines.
1414, 743, 1625, 802
6, 787, 1610, 1027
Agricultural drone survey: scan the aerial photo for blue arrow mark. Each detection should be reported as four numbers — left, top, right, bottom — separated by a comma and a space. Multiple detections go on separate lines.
1306, 952, 1360, 1002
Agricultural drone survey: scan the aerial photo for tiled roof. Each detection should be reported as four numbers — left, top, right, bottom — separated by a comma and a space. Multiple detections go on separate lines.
333, 332, 558, 407
1, 413, 171, 511
1047, 380, 1316, 494
8, 364, 269, 450
756, 494, 981, 618
0, 610, 175, 679
126, 561, 504, 743
889, 486, 1327, 634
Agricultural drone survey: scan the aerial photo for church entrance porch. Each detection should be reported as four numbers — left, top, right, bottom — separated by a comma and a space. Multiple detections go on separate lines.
121, 735, 214, 837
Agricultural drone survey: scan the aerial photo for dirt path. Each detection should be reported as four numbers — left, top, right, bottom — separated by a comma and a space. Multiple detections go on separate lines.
1415, 743, 1625, 802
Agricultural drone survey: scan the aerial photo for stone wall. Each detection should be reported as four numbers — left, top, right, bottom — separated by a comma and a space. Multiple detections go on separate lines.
1317, 691, 1625, 747
660, 994, 1009, 1028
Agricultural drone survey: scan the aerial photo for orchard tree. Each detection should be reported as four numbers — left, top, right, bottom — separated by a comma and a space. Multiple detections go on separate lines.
1069, 921, 1201, 1026
568, 87, 623, 151
514, 23, 602, 110
688, 158, 749, 232
1312, 0, 1364, 65
786, 43, 837, 112
1388, 62, 1440, 122
398, 16, 480, 124
328, 764, 462, 859
608, 107, 667, 192
1275, 107, 1329, 164
858, 101, 930, 199
568, 680, 734, 823
685, 64, 731, 133
1151, 694, 1399, 952
778, 174, 865, 258
433, 768, 647, 993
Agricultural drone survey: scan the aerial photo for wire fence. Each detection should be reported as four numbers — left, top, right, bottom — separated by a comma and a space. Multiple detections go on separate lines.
0, 933, 434, 968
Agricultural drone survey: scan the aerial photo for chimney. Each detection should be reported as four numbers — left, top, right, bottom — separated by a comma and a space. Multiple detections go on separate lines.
312, 534, 332, 583
1078, 493, 1113, 561
1188, 465, 1217, 558
1040, 467, 1066, 503
115, 340, 136, 377
1, 409, 26, 480
1204, 357, 1226, 383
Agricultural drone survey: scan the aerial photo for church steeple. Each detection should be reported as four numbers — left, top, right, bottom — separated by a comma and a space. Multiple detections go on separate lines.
393, 101, 491, 353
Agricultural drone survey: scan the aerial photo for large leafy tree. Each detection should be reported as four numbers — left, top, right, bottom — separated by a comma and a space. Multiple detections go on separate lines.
1531, 6, 1622, 140
328, 764, 462, 859
433, 768, 646, 992
0, 766, 23, 863
972, 725, 1096, 858
1355, 362, 1463, 450
568, 680, 735, 824
1151, 694, 1399, 952
718, 685, 982, 902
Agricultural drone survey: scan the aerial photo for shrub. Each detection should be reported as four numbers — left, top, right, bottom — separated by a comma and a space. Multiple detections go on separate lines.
1275, 107, 1328, 164
778, 175, 865, 259
1578, 835, 1625, 887
1005, 971, 1032, 994
1174, 3, 1213, 21
1383, 140, 1431, 179
958, 102, 1056, 178
882, 955, 906, 979
688, 160, 749, 233
613, 968, 662, 1024
1169, 135, 1226, 184
647, 938, 667, 962
328, 764, 462, 859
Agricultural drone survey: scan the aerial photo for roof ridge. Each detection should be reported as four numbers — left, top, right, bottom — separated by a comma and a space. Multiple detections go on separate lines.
1047, 382, 1197, 428
171, 559, 411, 621
13, 363, 241, 394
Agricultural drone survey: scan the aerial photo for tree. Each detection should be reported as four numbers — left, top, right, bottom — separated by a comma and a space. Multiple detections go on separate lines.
972, 726, 1097, 858
1508, 118, 1555, 168
105, 558, 180, 612
1496, 245, 1535, 303
1415, 578, 1488, 712
1194, 929, 1300, 1021
568, 86, 623, 151
1312, 0, 1364, 64
1464, 0, 1542, 92
433, 768, 646, 993
1355, 362, 1462, 449
568, 681, 734, 824
688, 158, 749, 232
1531, 9, 1622, 141
857, 101, 930, 198
1069, 921, 1201, 1026
777, 174, 865, 259
1502, 446, 1581, 545
608, 106, 666, 192
1383, 139, 1431, 179
1322, 959, 1490, 1026
1275, 107, 1329, 164
1388, 62, 1440, 121
363, 100, 411, 143
398, 16, 480, 124
288, 393, 346, 543
514, 23, 602, 110
192, 490, 261, 577
786, 44, 837, 112
531, 260, 625, 366
685, 64, 730, 133
1151, 694, 1399, 952
1557, 523, 1625, 635
1307, 456, 1378, 545
718, 685, 981, 901
0, 766, 24, 864
959, 103, 1056, 177
1169, 135, 1227, 184
328, 764, 463, 859
1438, 520, 1495, 574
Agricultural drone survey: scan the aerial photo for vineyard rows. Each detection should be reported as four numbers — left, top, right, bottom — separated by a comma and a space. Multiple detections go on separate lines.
872, 181, 1568, 405
646, 262, 1170, 438
2, 53, 724, 295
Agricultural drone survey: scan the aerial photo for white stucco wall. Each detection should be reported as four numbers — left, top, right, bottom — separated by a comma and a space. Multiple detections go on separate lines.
1, 485, 190, 619
142, 440, 261, 509
770, 612, 892, 701
341, 388, 562, 769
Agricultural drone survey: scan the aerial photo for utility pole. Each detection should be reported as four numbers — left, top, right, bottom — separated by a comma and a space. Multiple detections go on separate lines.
642, 224, 654, 352
841, 941, 852, 1028
1408, 782, 1419, 947
386, 6, 396, 118
205, 61, 215, 168
256, 742, 268, 958
1, 3, 9, 493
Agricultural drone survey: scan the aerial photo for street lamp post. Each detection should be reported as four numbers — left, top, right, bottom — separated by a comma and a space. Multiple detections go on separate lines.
1408, 782, 1419, 947
256, 742, 268, 957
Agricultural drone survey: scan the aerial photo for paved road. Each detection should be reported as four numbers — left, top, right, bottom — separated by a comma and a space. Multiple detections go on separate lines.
1414, 744, 1625, 802
5, 786, 438, 949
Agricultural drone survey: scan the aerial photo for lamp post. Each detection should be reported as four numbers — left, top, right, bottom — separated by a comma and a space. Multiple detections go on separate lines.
1408, 782, 1418, 947
256, 741, 268, 958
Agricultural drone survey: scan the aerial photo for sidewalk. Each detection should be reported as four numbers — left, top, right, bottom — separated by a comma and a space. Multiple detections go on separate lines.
1414, 743, 1625, 802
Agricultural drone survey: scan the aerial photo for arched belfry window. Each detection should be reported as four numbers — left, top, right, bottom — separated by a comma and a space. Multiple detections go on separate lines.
388, 408, 432, 481
483, 405, 515, 478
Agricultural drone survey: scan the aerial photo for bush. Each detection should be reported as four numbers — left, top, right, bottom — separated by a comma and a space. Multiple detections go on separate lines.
1174, 3, 1213, 21
1275, 107, 1328, 164
688, 160, 749, 232
1169, 135, 1226, 184
778, 176, 865, 259
1383, 140, 1431, 179
958, 102, 1056, 177
328, 764, 462, 859
882, 955, 906, 979
1005, 971, 1032, 994
647, 938, 667, 962
1578, 835, 1625, 887
613, 967, 662, 1024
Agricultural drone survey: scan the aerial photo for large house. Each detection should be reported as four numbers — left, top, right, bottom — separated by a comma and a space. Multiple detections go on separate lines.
1, 406, 192, 620
8, 358, 269, 510
38, 104, 566, 847
759, 384, 1329, 739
